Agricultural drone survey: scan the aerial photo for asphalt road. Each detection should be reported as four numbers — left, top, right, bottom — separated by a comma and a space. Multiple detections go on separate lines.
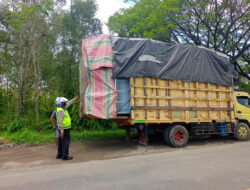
1, 141, 250, 190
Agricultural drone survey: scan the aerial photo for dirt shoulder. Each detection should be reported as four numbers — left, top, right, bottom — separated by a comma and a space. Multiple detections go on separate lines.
0, 136, 240, 170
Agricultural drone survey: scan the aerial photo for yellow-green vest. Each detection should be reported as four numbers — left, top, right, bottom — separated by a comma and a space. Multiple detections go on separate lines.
56, 107, 72, 129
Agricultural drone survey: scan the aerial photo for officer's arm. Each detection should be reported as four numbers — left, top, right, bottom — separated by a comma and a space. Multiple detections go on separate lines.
65, 96, 78, 109
50, 116, 56, 129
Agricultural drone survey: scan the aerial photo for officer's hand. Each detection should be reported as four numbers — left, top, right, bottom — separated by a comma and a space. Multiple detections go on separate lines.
61, 131, 64, 137
74, 96, 79, 100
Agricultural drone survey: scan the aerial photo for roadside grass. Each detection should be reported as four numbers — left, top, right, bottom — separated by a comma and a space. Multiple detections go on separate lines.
0, 129, 127, 145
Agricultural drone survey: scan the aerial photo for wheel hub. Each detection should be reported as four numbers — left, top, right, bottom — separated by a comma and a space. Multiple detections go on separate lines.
238, 126, 248, 137
174, 130, 185, 143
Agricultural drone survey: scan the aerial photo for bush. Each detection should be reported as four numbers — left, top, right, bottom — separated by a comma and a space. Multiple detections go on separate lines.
39, 119, 53, 131
71, 130, 125, 141
1, 129, 126, 144
7, 119, 24, 133
70, 103, 119, 131
3, 129, 53, 144
0, 123, 9, 131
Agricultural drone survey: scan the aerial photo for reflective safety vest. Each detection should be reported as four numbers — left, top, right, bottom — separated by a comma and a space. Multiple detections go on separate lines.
56, 107, 72, 129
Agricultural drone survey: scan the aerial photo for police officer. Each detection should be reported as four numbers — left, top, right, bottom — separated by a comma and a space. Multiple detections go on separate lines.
55, 96, 78, 160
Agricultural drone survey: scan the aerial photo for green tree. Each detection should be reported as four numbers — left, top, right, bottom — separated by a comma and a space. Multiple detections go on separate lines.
48, 0, 102, 97
108, 0, 250, 80
0, 0, 103, 130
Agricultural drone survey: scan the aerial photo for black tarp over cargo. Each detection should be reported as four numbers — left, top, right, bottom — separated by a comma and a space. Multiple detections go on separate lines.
112, 38, 233, 86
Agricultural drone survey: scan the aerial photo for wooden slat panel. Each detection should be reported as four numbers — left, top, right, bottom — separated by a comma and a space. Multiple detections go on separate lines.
130, 77, 235, 123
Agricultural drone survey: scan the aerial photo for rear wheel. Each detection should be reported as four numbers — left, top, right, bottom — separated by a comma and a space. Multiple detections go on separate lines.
163, 127, 171, 145
234, 122, 250, 141
164, 125, 189, 148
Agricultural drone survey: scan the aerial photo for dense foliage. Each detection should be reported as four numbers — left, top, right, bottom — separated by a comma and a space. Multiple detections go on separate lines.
0, 0, 113, 132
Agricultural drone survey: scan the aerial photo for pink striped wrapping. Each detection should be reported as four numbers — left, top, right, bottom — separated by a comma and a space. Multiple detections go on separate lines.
80, 35, 117, 119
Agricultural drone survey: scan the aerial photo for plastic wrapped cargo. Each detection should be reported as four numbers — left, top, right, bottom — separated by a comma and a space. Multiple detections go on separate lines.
80, 35, 117, 119
116, 78, 130, 114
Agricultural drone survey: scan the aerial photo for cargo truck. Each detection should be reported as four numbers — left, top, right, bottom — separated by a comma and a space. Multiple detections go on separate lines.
115, 77, 250, 147
80, 35, 250, 147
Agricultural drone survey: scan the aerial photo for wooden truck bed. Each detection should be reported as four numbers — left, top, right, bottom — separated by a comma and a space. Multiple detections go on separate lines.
130, 77, 235, 124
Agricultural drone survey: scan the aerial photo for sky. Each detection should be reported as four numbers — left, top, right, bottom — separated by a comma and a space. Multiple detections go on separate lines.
95, 0, 131, 34
65, 0, 131, 34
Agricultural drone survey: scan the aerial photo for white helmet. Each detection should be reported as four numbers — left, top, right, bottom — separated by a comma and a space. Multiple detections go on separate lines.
55, 97, 68, 107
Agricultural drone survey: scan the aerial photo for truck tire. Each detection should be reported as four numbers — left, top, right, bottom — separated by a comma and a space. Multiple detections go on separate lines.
164, 125, 189, 148
163, 127, 172, 145
234, 122, 250, 141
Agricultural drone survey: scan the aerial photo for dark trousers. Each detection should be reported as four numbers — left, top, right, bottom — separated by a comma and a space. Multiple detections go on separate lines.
57, 129, 70, 158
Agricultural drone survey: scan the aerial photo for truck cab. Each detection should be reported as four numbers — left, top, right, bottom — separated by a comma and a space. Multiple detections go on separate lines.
234, 91, 250, 124
233, 91, 250, 140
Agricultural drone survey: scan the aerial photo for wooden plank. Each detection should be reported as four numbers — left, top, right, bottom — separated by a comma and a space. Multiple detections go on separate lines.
207, 83, 210, 120
131, 96, 230, 102
196, 82, 200, 119
184, 81, 188, 120
216, 85, 221, 119
143, 77, 147, 120
132, 106, 233, 111
228, 91, 233, 122
167, 80, 172, 120
131, 119, 234, 124
131, 77, 136, 120
130, 84, 232, 92
156, 79, 160, 119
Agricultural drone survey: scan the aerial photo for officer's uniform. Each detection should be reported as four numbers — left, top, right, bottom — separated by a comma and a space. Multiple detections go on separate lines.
56, 107, 72, 160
